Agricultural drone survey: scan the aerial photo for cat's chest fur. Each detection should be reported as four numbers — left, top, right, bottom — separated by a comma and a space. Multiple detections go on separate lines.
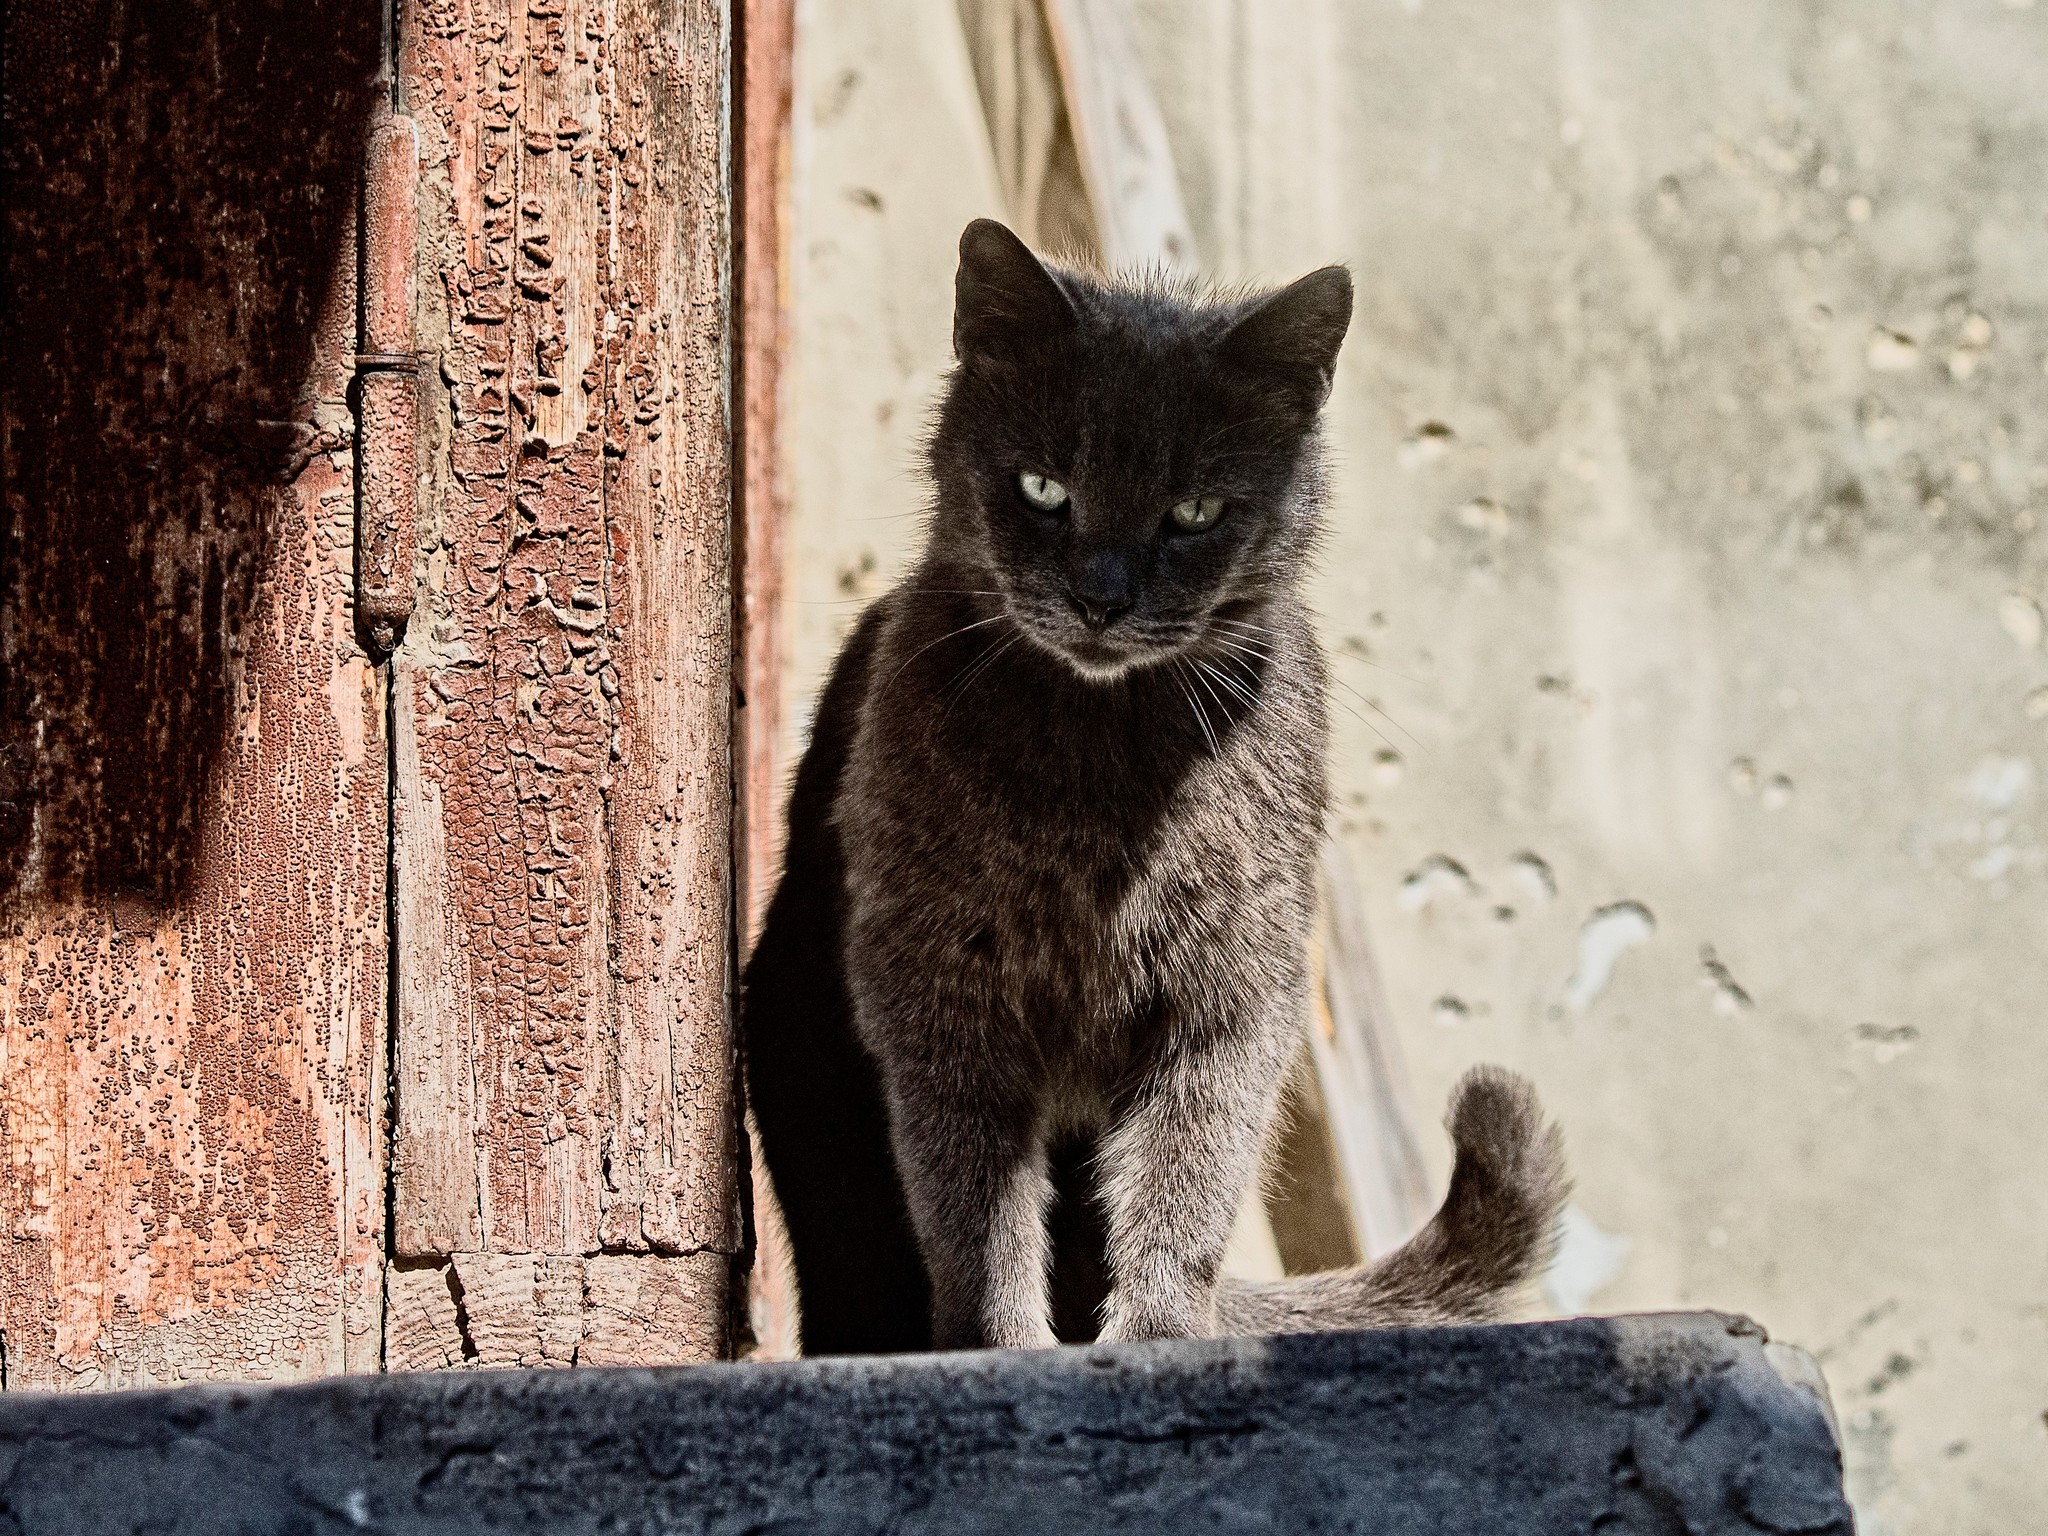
835, 592, 1327, 1074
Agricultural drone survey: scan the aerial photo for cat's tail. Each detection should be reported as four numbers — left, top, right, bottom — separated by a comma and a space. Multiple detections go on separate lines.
1216, 1065, 1568, 1335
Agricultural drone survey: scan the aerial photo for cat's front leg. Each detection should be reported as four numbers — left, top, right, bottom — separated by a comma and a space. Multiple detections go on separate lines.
874, 1047, 1056, 1351
1094, 1004, 1298, 1342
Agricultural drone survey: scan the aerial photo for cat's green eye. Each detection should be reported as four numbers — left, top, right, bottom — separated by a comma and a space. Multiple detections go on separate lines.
1018, 472, 1069, 512
1170, 494, 1226, 533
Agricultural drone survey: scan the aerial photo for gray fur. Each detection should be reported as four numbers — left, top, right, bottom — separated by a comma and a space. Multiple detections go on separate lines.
743, 220, 1568, 1353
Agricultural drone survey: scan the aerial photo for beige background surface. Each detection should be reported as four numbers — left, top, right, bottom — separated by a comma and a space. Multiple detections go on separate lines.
778, 3, 2048, 1530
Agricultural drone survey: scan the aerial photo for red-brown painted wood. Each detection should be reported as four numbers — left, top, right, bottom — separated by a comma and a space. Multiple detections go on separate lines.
387, 0, 737, 1364
2, 2, 389, 1388
732, 0, 800, 1358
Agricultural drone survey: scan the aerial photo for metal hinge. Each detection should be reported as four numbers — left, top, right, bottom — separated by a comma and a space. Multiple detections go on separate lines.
353, 107, 420, 659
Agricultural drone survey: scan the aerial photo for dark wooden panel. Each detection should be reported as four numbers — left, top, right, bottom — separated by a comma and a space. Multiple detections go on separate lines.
1, 0, 388, 1387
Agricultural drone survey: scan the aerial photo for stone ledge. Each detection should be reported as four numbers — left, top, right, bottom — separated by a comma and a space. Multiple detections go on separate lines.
0, 1312, 1852, 1535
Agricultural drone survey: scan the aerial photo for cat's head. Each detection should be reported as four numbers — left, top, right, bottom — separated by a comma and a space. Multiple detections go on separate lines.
925, 219, 1351, 682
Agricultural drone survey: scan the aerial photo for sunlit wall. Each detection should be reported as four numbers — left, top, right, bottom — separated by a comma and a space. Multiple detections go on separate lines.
778, 4, 2048, 1529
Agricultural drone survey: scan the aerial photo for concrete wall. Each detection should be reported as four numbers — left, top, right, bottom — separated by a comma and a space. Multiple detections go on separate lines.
779, 3, 2047, 1531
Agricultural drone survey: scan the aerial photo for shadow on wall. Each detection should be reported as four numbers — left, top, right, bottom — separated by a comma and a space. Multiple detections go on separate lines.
1, 0, 381, 908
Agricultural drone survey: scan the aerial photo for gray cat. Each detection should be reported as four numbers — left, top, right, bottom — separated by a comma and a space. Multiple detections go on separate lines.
744, 219, 1567, 1353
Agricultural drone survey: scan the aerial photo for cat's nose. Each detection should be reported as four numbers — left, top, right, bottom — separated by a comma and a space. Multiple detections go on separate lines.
1072, 594, 1131, 630
1070, 554, 1134, 629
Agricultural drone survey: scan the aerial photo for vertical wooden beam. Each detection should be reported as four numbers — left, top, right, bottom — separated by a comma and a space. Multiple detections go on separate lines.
392, 0, 735, 1365
735, 0, 796, 945
395, 0, 618, 1265
1312, 840, 1431, 1259
393, 0, 523, 1262
734, 0, 799, 1358
1038, 0, 1195, 268
599, 0, 740, 1270
484, 0, 611, 1259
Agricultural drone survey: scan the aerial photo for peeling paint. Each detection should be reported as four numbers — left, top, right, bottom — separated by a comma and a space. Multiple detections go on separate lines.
1562, 901, 1656, 1014
1698, 945, 1754, 1015
385, 0, 734, 1359
1397, 854, 1476, 911
2, 2, 386, 1388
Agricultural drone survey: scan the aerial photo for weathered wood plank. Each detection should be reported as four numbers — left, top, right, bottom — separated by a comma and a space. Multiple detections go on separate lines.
957, 0, 1100, 257
1039, 0, 1196, 268
580, 1252, 727, 1364
735, 0, 795, 945
383, 1264, 470, 1372
395, 0, 613, 1261
392, 0, 736, 1360
734, 0, 799, 1359
383, 1251, 724, 1371
598, 0, 738, 1277
393, 0, 518, 1260
483, 0, 612, 1257
1312, 839, 1432, 1259
1261, 1041, 1362, 1274
449, 1250, 584, 1367
1, 1, 388, 1387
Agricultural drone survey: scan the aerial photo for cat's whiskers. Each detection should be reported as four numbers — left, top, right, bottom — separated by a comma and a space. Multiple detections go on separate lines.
1207, 619, 1421, 749
938, 632, 1024, 723
1185, 657, 1238, 740
1201, 635, 1274, 675
1327, 650, 1425, 686
1203, 644, 1309, 730
801, 588, 1009, 605
1168, 658, 1219, 756
936, 633, 1007, 704
878, 613, 1011, 697
1325, 673, 1419, 749
1194, 657, 1260, 714
1222, 610, 1428, 687
1204, 620, 1278, 653
1202, 630, 1271, 663
1203, 630, 1410, 752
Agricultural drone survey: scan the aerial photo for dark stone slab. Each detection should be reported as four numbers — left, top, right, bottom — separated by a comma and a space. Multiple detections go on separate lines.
0, 1312, 1851, 1535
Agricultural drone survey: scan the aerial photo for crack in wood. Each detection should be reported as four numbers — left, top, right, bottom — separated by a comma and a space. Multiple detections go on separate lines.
385, 0, 735, 1366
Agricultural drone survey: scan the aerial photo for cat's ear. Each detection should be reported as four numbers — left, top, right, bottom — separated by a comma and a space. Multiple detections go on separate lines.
953, 219, 1078, 363
1218, 266, 1353, 405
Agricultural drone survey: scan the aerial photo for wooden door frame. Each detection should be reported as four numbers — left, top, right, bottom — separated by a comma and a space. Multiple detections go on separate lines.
381, 0, 758, 1369
735, 0, 796, 949
3, 0, 788, 1388
1, 1, 391, 1389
